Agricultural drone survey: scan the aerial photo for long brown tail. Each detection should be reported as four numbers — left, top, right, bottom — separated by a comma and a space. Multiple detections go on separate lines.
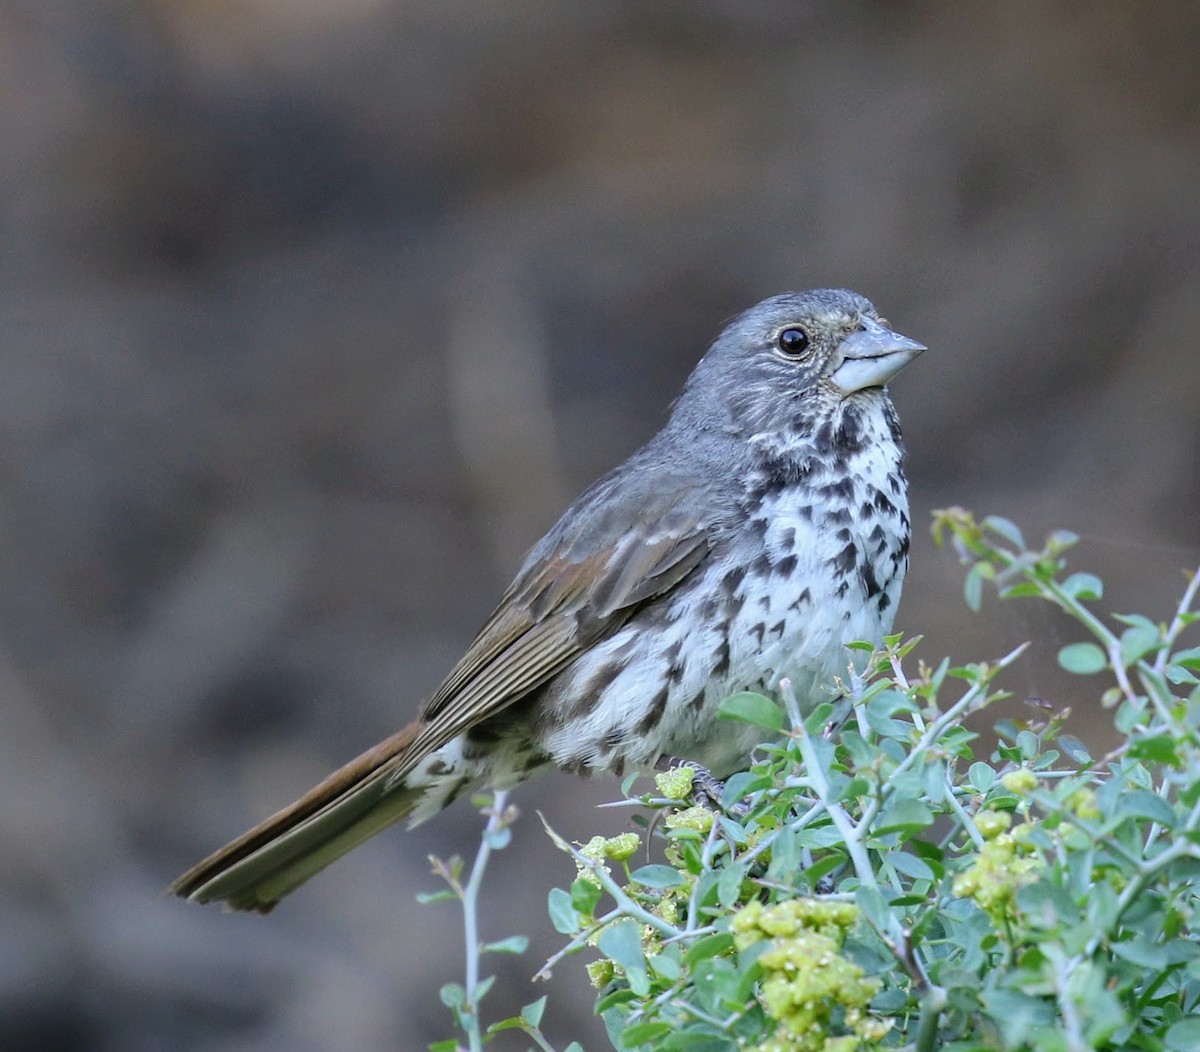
171, 722, 423, 913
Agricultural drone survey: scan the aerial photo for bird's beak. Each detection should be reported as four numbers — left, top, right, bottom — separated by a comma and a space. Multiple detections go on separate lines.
831, 316, 926, 395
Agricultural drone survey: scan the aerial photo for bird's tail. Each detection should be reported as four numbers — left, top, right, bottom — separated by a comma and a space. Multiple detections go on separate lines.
171, 722, 425, 913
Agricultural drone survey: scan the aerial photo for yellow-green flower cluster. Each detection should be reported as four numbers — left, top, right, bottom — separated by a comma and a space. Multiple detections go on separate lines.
1065, 786, 1100, 820
586, 959, 615, 989
655, 766, 697, 800
732, 900, 883, 1052
1001, 767, 1038, 794
576, 832, 641, 887
664, 805, 715, 834
952, 813, 1042, 922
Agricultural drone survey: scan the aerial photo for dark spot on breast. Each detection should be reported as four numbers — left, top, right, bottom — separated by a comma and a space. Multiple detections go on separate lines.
775, 553, 798, 577
749, 623, 766, 645
722, 566, 746, 593
427, 759, 453, 776
823, 507, 852, 526
861, 561, 881, 598
836, 405, 863, 452
749, 516, 769, 537
713, 638, 731, 676
779, 526, 796, 551
788, 586, 812, 612
859, 500, 875, 519
571, 656, 629, 718
760, 456, 811, 487
873, 490, 896, 516
813, 420, 834, 454
831, 541, 858, 575
878, 591, 892, 612
769, 619, 787, 638
751, 552, 773, 576
836, 580, 850, 598
636, 685, 670, 736
688, 687, 707, 712
820, 477, 855, 501
757, 594, 771, 610
603, 727, 626, 751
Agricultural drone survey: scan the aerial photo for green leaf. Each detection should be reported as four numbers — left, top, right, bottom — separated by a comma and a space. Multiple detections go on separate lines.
486, 1016, 525, 1035
1167, 664, 1200, 685
875, 797, 935, 835
481, 935, 528, 955
623, 1022, 674, 1046
415, 889, 456, 904
548, 887, 579, 934
981, 988, 1055, 1044
1173, 645, 1200, 670
889, 850, 936, 882
1111, 935, 1169, 969
439, 982, 465, 1009
984, 515, 1025, 549
1057, 642, 1107, 674
429, 1041, 459, 1052
1167, 1020, 1200, 1051
1061, 572, 1103, 601
717, 691, 784, 731
629, 864, 687, 889
1057, 734, 1091, 764
598, 919, 648, 991
964, 563, 987, 612
483, 825, 511, 850
595, 988, 638, 1014
521, 996, 547, 1028
968, 762, 995, 792
684, 932, 734, 968
721, 770, 771, 806
717, 860, 747, 908
649, 951, 681, 980
1128, 733, 1183, 767
571, 875, 602, 916
1116, 788, 1177, 827
1120, 623, 1162, 666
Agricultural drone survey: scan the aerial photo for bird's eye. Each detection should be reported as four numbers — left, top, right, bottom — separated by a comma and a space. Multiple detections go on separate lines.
777, 327, 810, 356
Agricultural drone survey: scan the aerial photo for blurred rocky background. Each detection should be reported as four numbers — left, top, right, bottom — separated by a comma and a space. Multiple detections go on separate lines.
1, 1, 1198, 1049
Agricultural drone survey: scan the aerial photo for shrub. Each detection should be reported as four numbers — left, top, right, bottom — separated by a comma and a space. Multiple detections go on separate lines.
428, 510, 1200, 1051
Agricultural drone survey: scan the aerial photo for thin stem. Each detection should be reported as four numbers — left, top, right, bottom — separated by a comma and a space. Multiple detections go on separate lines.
460, 789, 509, 1051
913, 983, 947, 1052
1153, 566, 1200, 677
859, 643, 1027, 832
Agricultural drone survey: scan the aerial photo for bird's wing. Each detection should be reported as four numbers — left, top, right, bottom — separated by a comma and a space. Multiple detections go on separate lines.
395, 484, 713, 778
171, 468, 714, 910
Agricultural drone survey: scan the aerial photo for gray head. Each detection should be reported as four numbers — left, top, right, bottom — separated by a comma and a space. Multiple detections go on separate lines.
671, 288, 925, 439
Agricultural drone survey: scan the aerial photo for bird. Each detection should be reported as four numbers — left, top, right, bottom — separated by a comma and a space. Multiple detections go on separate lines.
171, 287, 925, 912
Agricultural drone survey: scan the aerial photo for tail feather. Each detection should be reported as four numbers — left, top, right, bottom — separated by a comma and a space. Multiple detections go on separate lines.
171, 722, 423, 913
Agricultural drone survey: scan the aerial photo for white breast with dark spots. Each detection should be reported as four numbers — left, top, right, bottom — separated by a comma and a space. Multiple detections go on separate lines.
535, 405, 909, 778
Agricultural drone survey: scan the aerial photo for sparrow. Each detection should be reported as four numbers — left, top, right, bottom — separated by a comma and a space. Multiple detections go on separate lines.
172, 288, 925, 912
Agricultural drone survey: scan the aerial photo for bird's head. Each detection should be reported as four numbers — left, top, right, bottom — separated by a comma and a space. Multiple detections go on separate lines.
677, 288, 925, 440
